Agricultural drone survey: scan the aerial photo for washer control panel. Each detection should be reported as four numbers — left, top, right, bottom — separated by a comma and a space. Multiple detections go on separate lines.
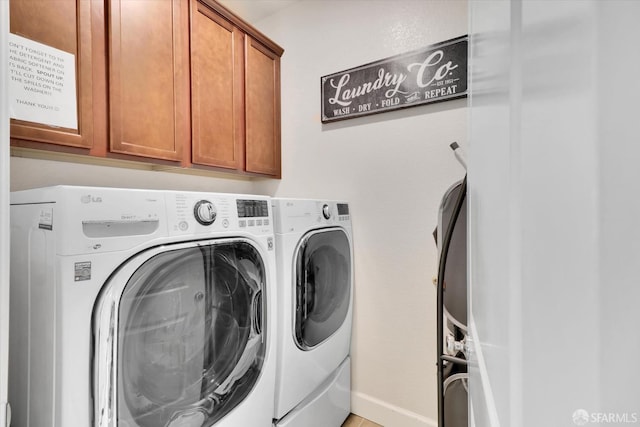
168, 193, 272, 235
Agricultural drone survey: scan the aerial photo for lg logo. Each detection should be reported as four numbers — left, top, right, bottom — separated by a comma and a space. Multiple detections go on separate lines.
81, 195, 103, 203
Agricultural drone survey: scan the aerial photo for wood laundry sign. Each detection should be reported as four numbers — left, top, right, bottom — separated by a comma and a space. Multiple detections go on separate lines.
321, 35, 467, 123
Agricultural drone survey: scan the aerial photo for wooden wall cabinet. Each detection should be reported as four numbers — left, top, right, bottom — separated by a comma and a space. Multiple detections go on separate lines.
191, 0, 283, 177
9, 0, 283, 178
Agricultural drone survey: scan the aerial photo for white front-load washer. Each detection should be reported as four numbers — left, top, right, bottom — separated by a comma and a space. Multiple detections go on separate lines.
9, 186, 277, 427
271, 199, 353, 427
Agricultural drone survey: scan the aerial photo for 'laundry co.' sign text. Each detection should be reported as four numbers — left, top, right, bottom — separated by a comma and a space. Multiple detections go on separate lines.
321, 36, 467, 123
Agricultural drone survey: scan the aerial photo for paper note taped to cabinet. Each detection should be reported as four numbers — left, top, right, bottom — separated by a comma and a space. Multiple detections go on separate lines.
8, 33, 78, 130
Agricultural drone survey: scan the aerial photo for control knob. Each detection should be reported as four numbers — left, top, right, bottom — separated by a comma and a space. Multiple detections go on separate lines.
322, 204, 331, 220
194, 200, 217, 225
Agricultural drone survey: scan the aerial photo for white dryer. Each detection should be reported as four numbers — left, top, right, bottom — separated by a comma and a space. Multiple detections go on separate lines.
9, 186, 277, 427
272, 199, 353, 427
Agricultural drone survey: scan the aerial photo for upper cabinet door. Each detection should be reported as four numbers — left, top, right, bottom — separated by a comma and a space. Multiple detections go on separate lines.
190, 1, 245, 170
108, 0, 189, 161
245, 36, 281, 177
9, 0, 98, 149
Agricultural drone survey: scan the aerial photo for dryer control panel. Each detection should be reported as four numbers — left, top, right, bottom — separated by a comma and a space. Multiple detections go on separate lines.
323, 202, 350, 224
336, 203, 350, 221
272, 199, 351, 234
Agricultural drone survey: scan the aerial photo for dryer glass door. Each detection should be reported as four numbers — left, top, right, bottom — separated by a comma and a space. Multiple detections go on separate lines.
93, 239, 266, 427
295, 228, 351, 349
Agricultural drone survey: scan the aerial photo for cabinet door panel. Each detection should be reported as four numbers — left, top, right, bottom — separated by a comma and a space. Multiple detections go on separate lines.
9, 0, 96, 149
191, 2, 244, 169
109, 0, 189, 161
245, 37, 281, 177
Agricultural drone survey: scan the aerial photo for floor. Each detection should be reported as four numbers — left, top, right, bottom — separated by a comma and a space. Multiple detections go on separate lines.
342, 414, 384, 427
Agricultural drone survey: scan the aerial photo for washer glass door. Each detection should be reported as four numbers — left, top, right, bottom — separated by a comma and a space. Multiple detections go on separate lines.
93, 239, 266, 427
294, 228, 351, 349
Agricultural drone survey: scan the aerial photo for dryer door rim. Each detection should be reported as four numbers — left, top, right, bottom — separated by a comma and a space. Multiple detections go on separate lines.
292, 226, 353, 351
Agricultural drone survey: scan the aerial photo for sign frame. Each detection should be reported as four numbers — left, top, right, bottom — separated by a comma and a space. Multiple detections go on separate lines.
321, 35, 468, 123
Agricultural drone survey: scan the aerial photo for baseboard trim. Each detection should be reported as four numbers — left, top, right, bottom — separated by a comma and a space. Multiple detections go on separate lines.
351, 391, 437, 427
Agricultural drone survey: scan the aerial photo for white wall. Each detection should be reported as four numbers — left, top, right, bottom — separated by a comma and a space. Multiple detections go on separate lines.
253, 2, 467, 425
469, 1, 640, 426
10, 156, 257, 194
466, 2, 513, 424
597, 2, 640, 414
1, 1, 11, 426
